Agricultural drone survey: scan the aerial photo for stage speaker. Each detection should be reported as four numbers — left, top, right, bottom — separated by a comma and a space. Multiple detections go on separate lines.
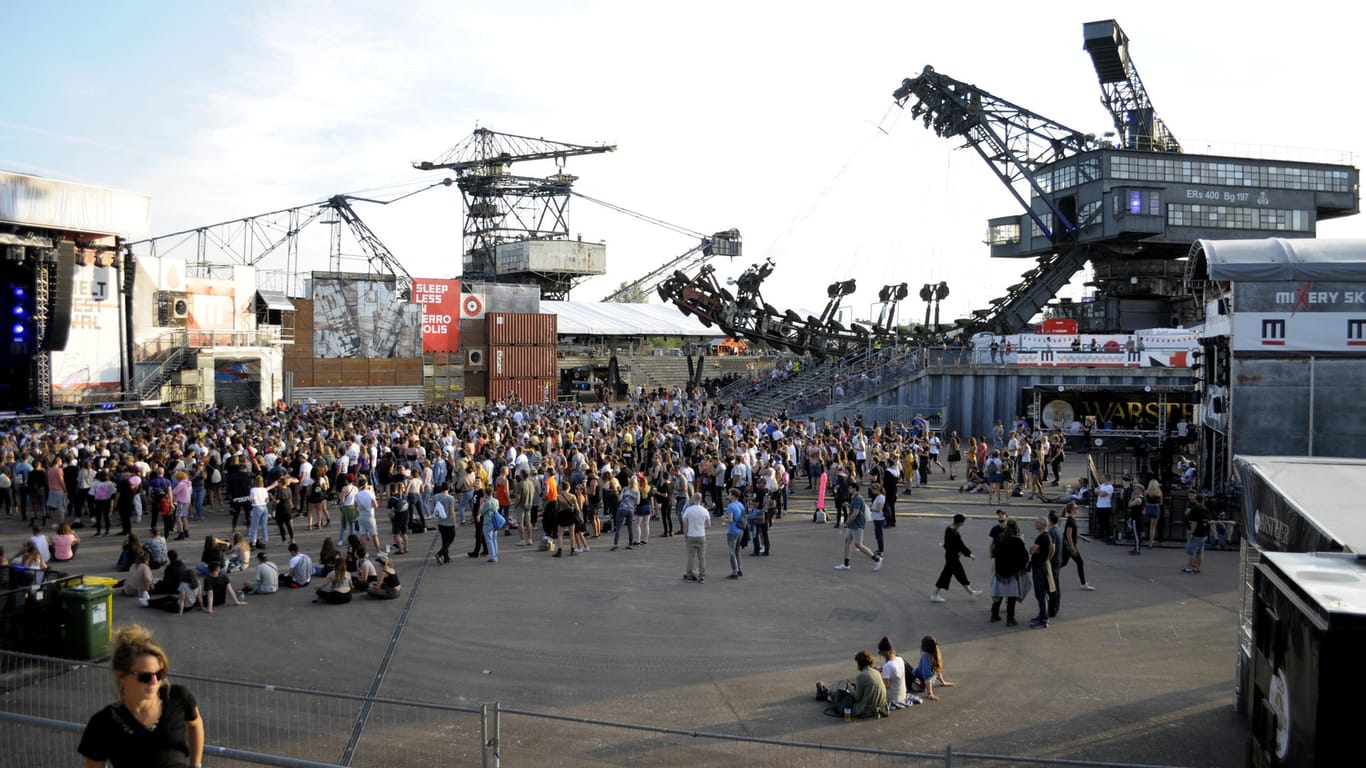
42, 241, 75, 351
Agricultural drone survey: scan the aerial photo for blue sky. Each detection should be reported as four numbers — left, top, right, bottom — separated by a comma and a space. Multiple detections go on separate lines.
3, 1, 1363, 323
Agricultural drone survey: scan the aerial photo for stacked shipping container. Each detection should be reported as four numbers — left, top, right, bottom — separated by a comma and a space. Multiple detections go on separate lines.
485, 312, 557, 405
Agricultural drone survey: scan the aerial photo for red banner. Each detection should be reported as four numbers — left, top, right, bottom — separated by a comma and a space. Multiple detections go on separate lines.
412, 278, 461, 353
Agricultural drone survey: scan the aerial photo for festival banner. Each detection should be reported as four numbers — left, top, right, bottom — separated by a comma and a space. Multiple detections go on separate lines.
412, 278, 462, 353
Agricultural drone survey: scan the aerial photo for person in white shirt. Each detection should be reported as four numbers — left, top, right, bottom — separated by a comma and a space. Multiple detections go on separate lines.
355, 478, 382, 549
680, 493, 711, 582
878, 636, 921, 708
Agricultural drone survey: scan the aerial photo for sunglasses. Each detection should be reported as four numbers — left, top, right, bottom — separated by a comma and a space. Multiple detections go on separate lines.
132, 669, 167, 684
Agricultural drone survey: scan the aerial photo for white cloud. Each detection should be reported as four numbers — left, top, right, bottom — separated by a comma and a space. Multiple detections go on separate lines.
26, 0, 1363, 325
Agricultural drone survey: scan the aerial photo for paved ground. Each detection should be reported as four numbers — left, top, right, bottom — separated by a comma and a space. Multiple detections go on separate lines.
14, 472, 1249, 767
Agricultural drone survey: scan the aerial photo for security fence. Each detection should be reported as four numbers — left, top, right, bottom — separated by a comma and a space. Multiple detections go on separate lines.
0, 650, 1200, 768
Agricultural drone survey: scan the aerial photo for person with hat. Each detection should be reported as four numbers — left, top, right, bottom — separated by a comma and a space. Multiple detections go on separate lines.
930, 513, 981, 603
366, 555, 401, 599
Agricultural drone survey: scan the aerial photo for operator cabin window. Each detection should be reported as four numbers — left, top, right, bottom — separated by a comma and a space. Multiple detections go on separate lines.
1113, 189, 1161, 217
988, 222, 1021, 246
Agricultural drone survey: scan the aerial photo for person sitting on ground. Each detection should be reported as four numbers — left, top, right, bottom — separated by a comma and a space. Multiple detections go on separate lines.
877, 636, 921, 709
120, 551, 155, 601
313, 556, 352, 604
199, 560, 247, 613
13, 541, 48, 584
115, 532, 145, 572
366, 555, 401, 600
225, 532, 251, 573
143, 530, 169, 569
350, 547, 378, 592
1057, 478, 1089, 505
147, 569, 199, 614
851, 649, 889, 718
196, 535, 230, 577
282, 541, 313, 588
911, 635, 955, 701
242, 550, 279, 595
151, 550, 185, 595
50, 522, 80, 562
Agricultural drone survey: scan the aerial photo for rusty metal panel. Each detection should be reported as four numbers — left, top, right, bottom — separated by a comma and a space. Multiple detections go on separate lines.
394, 358, 422, 386
487, 312, 558, 346
285, 359, 314, 388
313, 358, 342, 387
339, 358, 368, 388
489, 345, 557, 380
487, 377, 555, 404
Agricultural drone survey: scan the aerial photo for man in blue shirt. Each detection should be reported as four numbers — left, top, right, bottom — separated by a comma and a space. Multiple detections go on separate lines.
724, 488, 745, 580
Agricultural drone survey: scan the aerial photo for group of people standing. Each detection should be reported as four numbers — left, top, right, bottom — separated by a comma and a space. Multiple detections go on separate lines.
982, 505, 1094, 629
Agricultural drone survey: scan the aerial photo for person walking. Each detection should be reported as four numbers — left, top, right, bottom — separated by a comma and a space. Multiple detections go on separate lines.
682, 492, 711, 582
722, 488, 746, 580
930, 513, 981, 602
1059, 503, 1095, 590
834, 482, 883, 571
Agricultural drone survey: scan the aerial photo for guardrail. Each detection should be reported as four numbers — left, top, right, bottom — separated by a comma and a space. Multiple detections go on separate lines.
0, 649, 1203, 768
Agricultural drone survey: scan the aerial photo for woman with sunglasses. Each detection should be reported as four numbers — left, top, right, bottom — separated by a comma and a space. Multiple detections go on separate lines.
78, 624, 204, 768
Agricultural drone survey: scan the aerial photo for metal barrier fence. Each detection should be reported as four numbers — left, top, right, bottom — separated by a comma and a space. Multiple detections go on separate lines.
0, 650, 1199, 768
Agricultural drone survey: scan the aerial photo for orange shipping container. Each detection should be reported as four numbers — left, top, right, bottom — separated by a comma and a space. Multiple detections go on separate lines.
487, 312, 557, 347
489, 345, 557, 380
487, 377, 555, 405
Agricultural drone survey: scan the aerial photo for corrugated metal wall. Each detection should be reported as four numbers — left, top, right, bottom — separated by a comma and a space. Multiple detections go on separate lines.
1232, 357, 1366, 458
487, 312, 557, 346
842, 367, 1194, 438
290, 385, 425, 408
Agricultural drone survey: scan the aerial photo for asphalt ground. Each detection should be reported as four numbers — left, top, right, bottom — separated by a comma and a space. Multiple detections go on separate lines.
12, 471, 1249, 767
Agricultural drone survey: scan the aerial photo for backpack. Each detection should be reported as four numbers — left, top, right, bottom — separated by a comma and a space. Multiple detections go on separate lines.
93, 483, 113, 502
156, 493, 173, 517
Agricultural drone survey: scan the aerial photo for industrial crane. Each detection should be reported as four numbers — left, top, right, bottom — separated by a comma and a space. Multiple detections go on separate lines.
414, 127, 615, 297
322, 195, 414, 299
892, 66, 1097, 333
1083, 19, 1182, 154
893, 65, 1095, 245
601, 229, 742, 303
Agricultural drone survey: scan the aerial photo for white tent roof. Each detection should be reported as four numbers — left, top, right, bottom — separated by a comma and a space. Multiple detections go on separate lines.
543, 301, 721, 337
1193, 238, 1366, 282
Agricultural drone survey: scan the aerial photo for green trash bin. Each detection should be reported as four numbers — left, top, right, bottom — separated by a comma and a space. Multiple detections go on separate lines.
61, 583, 113, 659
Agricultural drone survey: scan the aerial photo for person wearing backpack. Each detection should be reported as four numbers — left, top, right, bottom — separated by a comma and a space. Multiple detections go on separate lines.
145, 468, 173, 538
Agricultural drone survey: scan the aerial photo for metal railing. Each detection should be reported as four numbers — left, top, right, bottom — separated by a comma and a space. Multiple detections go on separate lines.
0, 648, 1203, 768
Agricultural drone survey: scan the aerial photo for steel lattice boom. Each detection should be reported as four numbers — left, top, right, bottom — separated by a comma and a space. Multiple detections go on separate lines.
1083, 19, 1182, 153
893, 65, 1096, 243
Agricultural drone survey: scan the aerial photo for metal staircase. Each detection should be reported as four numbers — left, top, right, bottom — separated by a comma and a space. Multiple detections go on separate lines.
130, 330, 192, 402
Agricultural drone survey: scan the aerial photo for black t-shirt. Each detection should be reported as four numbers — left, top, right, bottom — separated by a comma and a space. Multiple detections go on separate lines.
1188, 506, 1209, 538
78, 684, 199, 768
1064, 517, 1079, 549
1030, 531, 1052, 568
203, 572, 231, 604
